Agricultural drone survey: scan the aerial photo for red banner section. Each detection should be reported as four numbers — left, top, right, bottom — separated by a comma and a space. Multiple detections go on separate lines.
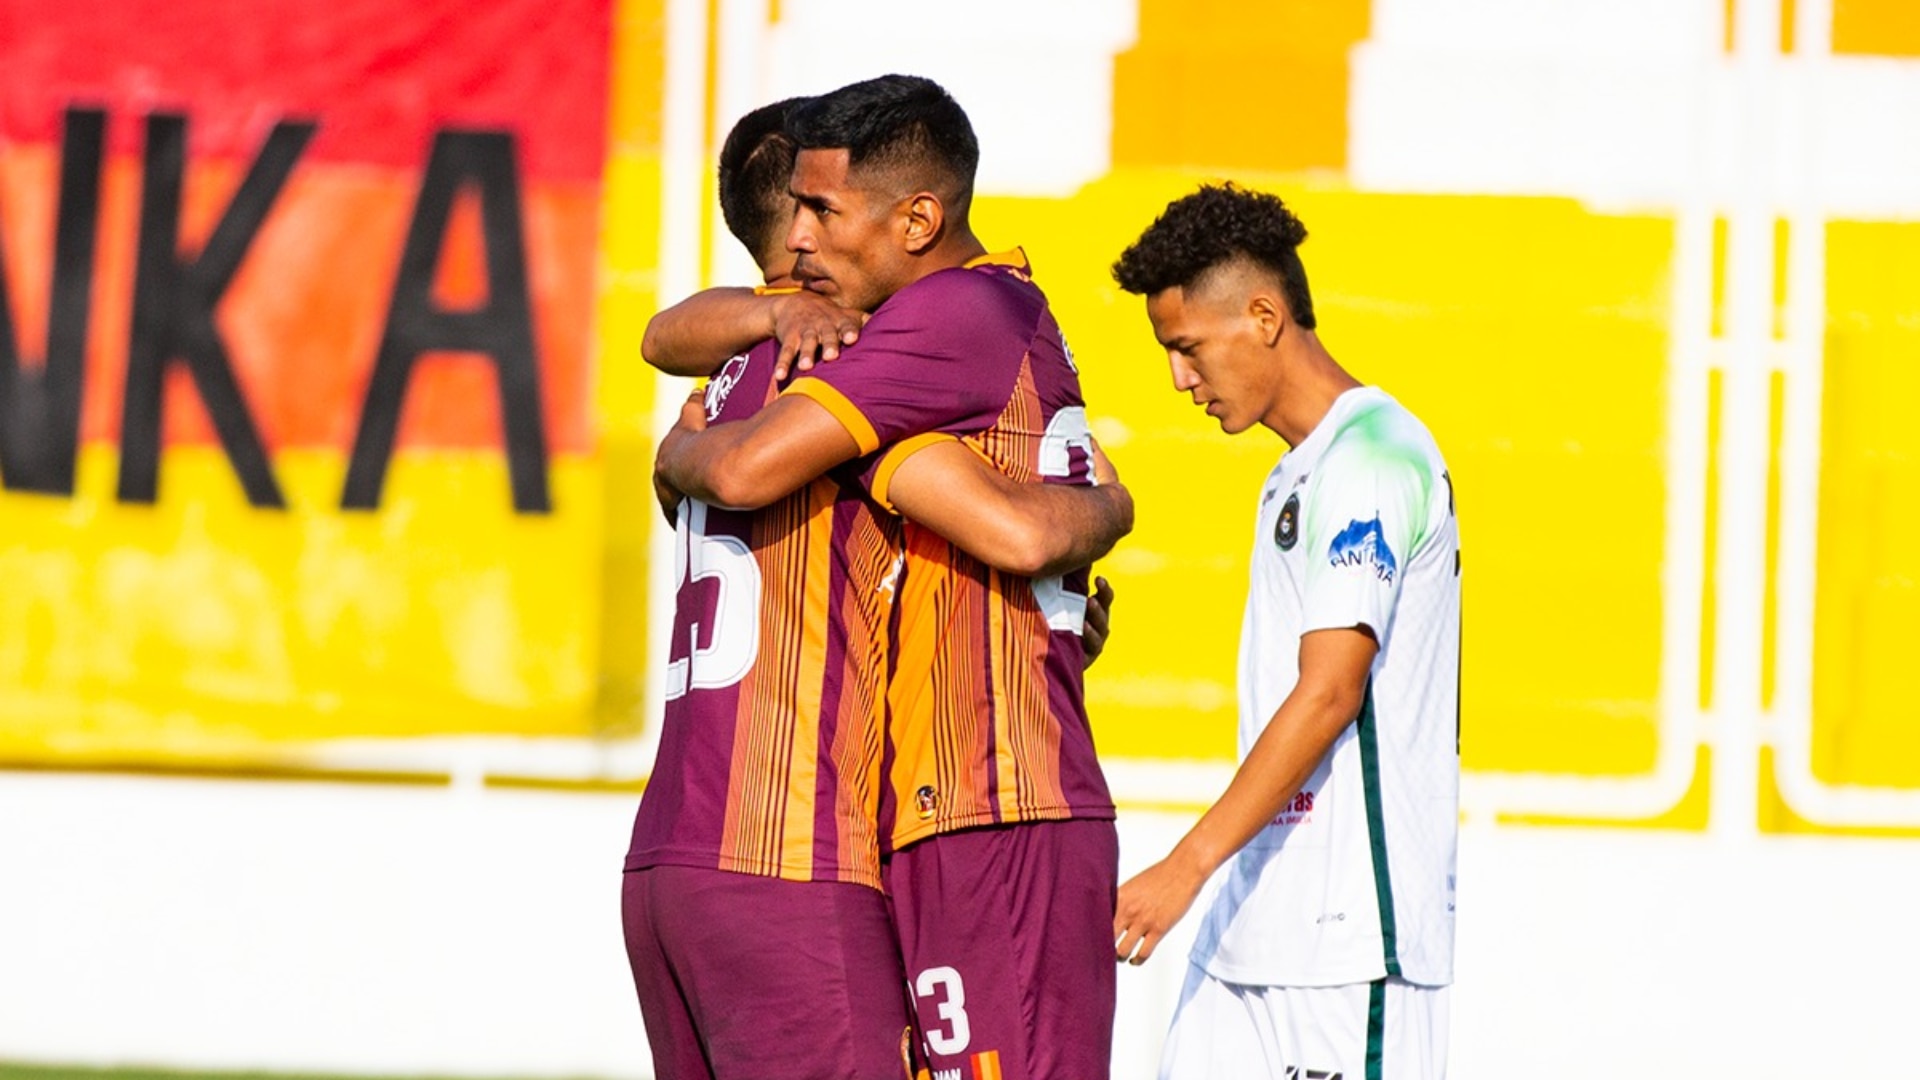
0, 0, 608, 508
0, 0, 609, 180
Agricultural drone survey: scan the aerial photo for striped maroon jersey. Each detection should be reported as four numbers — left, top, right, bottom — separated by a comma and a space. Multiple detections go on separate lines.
625, 336, 903, 888
785, 251, 1115, 852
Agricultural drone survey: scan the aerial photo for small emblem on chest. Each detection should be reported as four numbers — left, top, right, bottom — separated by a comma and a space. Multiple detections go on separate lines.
915, 785, 940, 820
1275, 491, 1300, 551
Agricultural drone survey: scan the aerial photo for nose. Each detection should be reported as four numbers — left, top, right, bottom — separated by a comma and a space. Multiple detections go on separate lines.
1168, 352, 1200, 393
786, 211, 815, 255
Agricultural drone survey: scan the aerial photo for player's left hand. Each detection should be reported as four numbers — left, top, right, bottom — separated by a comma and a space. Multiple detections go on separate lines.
1113, 853, 1207, 966
653, 386, 706, 520
1081, 576, 1114, 669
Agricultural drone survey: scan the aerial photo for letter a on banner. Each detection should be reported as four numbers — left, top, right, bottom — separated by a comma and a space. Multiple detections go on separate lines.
342, 130, 551, 514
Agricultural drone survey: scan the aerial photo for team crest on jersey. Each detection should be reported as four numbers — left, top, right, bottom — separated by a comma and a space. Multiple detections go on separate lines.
915, 785, 940, 820
1328, 515, 1397, 583
1275, 492, 1300, 550
702, 353, 750, 420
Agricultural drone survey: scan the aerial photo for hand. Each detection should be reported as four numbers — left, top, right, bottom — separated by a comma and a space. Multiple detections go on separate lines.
1081, 576, 1114, 669
653, 386, 705, 521
1089, 436, 1119, 487
1113, 852, 1208, 966
770, 292, 866, 381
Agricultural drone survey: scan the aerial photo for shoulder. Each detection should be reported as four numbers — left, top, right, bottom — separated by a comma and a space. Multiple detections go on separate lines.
1323, 396, 1441, 478
705, 338, 781, 421
873, 265, 1042, 340
1310, 396, 1450, 531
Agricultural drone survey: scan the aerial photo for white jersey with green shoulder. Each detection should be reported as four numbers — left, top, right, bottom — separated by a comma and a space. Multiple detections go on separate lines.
1189, 386, 1460, 988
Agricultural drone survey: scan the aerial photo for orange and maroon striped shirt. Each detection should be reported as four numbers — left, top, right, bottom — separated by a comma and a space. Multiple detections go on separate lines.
624, 337, 904, 888
785, 251, 1115, 852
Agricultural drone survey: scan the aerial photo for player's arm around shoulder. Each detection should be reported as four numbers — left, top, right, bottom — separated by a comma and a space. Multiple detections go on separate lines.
654, 390, 864, 510
641, 286, 864, 379
881, 437, 1133, 578
1113, 627, 1378, 966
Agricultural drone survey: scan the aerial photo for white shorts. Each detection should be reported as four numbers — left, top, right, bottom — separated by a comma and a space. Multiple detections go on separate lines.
1159, 963, 1449, 1080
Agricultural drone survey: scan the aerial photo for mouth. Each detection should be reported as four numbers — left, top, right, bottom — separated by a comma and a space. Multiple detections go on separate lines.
792, 259, 832, 290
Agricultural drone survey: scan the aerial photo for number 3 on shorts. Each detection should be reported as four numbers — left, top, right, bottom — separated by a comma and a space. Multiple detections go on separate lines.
913, 966, 971, 1056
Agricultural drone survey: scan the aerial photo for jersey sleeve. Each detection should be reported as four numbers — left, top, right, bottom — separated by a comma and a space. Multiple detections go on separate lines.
780, 271, 1031, 455
1299, 438, 1435, 640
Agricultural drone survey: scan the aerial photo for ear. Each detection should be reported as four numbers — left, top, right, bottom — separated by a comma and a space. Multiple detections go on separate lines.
1248, 291, 1287, 347
901, 192, 944, 254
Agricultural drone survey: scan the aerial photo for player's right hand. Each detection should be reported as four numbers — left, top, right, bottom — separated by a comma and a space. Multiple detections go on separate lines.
1089, 436, 1120, 487
770, 291, 866, 381
1081, 576, 1115, 669
1113, 852, 1207, 966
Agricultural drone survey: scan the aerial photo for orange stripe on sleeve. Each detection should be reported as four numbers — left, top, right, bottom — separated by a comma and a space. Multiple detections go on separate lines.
971, 1049, 1003, 1080
871, 433, 972, 513
784, 379, 880, 455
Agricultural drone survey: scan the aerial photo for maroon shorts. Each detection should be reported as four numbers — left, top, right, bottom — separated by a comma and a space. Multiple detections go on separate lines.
622, 865, 914, 1080
884, 818, 1120, 1080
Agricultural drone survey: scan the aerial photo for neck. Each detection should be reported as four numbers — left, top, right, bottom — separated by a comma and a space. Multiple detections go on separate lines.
901, 225, 988, 286
1264, 329, 1362, 448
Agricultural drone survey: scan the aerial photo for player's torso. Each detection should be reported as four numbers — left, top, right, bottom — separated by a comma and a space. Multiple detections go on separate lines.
883, 263, 1114, 852
627, 341, 903, 889
1209, 390, 1460, 986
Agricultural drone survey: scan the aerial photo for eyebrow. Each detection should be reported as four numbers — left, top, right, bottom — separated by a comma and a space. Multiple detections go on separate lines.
789, 188, 833, 212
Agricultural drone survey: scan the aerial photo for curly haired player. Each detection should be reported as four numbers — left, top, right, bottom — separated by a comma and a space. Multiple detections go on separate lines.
1111, 184, 1461, 1080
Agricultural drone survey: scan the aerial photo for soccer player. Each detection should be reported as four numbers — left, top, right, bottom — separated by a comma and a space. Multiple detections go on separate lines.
623, 98, 1130, 1080
652, 75, 1124, 1080
1108, 184, 1460, 1080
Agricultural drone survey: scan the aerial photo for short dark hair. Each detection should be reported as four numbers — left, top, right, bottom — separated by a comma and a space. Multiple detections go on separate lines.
1111, 183, 1317, 330
786, 74, 979, 214
718, 96, 810, 256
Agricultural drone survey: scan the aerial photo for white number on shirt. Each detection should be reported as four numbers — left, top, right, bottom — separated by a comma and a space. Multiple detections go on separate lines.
1038, 406, 1092, 479
664, 500, 761, 701
913, 965, 972, 1056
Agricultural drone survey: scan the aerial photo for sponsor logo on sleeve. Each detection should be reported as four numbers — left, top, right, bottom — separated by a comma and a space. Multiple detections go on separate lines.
1328, 515, 1397, 583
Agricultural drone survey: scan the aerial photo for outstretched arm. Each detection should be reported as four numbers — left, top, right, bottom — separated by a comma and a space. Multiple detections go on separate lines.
1111, 626, 1378, 966
884, 440, 1134, 579
641, 287, 865, 379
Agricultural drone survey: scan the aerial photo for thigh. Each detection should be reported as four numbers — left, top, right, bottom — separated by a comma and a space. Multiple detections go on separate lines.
1378, 980, 1449, 1080
622, 868, 715, 1080
645, 865, 913, 1080
886, 819, 1119, 1080
1159, 963, 1279, 1080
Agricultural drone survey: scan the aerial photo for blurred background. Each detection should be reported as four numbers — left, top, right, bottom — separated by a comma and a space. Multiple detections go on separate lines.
2, 0, 1918, 1077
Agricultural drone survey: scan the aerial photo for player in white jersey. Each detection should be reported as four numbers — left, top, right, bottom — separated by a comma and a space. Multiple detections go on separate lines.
1109, 184, 1460, 1080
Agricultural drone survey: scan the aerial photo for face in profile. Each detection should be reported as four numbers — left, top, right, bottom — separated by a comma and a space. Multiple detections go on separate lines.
1145, 278, 1284, 436
785, 148, 910, 313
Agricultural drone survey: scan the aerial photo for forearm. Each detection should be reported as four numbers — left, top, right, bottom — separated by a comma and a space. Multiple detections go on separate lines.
655, 423, 769, 509
654, 394, 861, 511
1165, 679, 1365, 879
885, 441, 1134, 576
640, 287, 773, 376
1021, 481, 1133, 578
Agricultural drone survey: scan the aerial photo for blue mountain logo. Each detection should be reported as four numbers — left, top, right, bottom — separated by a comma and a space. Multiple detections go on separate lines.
1328, 516, 1397, 584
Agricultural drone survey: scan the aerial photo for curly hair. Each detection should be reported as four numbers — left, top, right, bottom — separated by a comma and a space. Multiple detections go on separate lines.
1111, 183, 1316, 330
718, 96, 810, 258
